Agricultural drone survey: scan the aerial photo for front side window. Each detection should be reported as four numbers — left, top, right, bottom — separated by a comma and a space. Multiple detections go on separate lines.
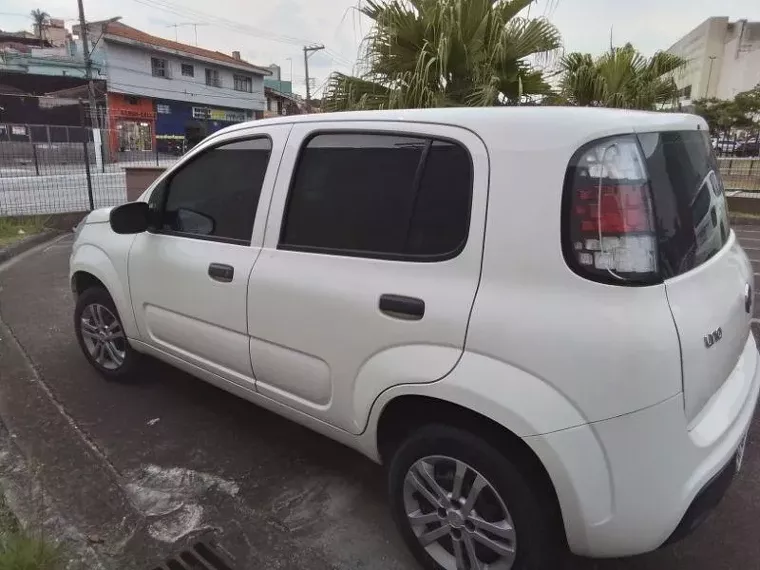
161, 138, 272, 243
280, 132, 472, 260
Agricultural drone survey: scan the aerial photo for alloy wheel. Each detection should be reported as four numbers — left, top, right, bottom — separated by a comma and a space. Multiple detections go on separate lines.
403, 455, 517, 570
80, 303, 126, 370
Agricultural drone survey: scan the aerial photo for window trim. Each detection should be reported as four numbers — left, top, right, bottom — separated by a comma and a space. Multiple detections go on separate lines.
277, 129, 474, 262
149, 134, 274, 246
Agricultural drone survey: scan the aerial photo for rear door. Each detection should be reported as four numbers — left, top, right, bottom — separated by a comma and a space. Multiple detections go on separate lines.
246, 121, 487, 434
638, 129, 754, 422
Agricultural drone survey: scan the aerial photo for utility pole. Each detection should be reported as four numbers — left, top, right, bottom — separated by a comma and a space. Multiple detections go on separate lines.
77, 0, 99, 130
303, 44, 324, 110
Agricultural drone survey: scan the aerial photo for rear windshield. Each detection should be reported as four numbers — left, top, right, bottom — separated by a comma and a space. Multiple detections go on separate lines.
637, 130, 730, 278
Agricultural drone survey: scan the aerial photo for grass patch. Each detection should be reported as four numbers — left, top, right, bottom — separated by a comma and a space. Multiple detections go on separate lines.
0, 494, 62, 570
0, 218, 47, 248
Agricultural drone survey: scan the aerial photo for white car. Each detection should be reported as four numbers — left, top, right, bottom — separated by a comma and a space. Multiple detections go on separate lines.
70, 108, 759, 570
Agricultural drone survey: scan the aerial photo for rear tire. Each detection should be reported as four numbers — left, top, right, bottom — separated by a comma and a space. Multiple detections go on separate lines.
388, 425, 563, 570
74, 287, 138, 380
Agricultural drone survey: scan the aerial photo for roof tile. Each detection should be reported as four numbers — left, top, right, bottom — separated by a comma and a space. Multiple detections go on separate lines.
105, 22, 267, 74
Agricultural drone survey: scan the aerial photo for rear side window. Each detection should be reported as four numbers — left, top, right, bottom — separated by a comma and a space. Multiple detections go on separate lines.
280, 133, 471, 260
638, 131, 730, 276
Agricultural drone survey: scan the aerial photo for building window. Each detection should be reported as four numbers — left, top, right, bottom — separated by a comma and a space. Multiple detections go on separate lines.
181, 64, 194, 77
151, 57, 169, 78
116, 121, 152, 152
156, 104, 171, 114
234, 75, 252, 93
205, 69, 221, 87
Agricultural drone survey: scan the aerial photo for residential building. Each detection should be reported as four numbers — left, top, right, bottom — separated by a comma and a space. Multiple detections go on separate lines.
264, 86, 302, 117
667, 17, 760, 106
76, 20, 269, 153
34, 18, 69, 47
0, 30, 106, 126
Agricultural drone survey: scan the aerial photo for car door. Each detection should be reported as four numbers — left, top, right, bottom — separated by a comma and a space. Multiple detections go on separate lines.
129, 125, 290, 388
247, 122, 488, 434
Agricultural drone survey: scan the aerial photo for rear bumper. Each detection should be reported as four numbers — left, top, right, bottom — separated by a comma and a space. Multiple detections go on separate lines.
661, 450, 737, 547
526, 333, 759, 558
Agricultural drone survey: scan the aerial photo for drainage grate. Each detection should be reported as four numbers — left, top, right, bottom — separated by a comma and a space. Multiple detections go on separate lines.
151, 538, 235, 570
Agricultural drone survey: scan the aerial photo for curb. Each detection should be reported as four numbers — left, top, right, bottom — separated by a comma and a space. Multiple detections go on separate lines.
730, 215, 760, 227
0, 229, 65, 266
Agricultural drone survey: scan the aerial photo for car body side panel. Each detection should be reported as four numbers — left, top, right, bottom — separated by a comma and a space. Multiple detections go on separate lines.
463, 122, 684, 424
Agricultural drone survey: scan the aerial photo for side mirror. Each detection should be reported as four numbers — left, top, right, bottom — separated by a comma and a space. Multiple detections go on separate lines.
110, 202, 151, 234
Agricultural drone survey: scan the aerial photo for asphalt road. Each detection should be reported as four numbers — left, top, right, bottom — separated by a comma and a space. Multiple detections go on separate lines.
0, 230, 759, 569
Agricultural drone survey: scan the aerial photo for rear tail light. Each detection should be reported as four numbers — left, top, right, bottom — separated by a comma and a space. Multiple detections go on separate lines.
564, 136, 658, 284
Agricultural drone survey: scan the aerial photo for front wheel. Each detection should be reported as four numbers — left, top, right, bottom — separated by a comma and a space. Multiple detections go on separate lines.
388, 425, 563, 570
74, 287, 138, 380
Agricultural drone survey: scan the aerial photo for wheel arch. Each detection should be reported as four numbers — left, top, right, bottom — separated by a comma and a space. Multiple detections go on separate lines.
71, 270, 107, 297
69, 244, 138, 338
375, 394, 567, 547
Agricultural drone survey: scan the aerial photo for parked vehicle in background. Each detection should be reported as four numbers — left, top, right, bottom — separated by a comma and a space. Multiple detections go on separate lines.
734, 138, 760, 157
69, 107, 759, 570
714, 138, 739, 155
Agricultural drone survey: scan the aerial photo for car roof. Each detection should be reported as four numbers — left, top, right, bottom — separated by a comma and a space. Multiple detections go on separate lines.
214, 106, 707, 143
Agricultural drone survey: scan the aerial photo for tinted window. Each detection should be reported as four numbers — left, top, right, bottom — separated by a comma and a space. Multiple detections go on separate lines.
280, 133, 471, 259
637, 131, 730, 277
162, 138, 271, 243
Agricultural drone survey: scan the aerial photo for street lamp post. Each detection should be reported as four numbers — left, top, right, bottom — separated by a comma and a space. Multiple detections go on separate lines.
705, 55, 717, 98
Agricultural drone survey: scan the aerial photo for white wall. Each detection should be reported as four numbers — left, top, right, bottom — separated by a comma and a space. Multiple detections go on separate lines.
668, 17, 728, 101
104, 40, 266, 111
716, 23, 760, 99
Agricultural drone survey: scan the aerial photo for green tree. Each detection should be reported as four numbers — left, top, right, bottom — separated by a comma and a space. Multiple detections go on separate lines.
557, 43, 687, 110
323, 0, 561, 111
30, 9, 49, 41
693, 85, 760, 134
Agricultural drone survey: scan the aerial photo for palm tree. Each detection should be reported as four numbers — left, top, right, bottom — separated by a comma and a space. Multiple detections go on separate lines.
30, 9, 49, 42
323, 0, 561, 111
557, 44, 687, 110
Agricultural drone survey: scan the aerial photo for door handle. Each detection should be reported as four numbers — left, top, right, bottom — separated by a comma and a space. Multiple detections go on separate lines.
208, 263, 234, 283
379, 294, 425, 320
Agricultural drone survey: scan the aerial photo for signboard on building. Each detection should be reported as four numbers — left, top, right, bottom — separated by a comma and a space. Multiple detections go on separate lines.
192, 106, 246, 122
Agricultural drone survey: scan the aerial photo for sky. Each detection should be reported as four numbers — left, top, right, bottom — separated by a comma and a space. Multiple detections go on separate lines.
1, 0, 760, 98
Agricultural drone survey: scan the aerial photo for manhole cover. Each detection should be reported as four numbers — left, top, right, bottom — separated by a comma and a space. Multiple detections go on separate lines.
151, 538, 234, 570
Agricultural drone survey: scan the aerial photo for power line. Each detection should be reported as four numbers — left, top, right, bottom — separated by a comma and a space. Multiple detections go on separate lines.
129, 0, 313, 47
127, 0, 355, 66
